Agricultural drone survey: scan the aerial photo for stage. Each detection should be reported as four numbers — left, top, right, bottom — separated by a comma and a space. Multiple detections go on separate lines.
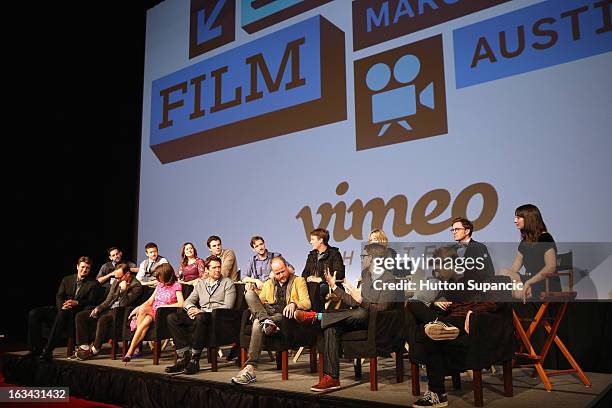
2, 346, 610, 408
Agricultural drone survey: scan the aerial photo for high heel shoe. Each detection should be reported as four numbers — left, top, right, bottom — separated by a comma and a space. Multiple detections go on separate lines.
122, 354, 132, 365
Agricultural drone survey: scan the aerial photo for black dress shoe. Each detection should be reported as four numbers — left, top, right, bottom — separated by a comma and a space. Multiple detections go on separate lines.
226, 345, 239, 362
165, 350, 191, 373
38, 349, 53, 361
182, 354, 201, 375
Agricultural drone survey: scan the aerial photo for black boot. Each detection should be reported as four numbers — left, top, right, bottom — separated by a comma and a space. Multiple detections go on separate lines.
38, 348, 53, 362
165, 350, 192, 373
183, 352, 201, 375
226, 344, 239, 362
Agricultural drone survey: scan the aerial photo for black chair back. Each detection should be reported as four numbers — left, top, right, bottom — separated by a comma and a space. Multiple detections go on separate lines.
234, 283, 246, 310
181, 283, 194, 300
307, 282, 323, 312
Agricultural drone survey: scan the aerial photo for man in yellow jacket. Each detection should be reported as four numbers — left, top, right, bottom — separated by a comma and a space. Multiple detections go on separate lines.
231, 256, 311, 385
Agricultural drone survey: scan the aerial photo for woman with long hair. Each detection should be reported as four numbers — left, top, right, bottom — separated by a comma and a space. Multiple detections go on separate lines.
123, 263, 183, 363
503, 204, 560, 299
178, 242, 206, 284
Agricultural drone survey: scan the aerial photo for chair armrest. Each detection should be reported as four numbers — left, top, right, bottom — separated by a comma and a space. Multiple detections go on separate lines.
153, 307, 181, 341
366, 308, 379, 340
374, 308, 405, 351
211, 308, 242, 321
469, 305, 512, 343
154, 307, 181, 324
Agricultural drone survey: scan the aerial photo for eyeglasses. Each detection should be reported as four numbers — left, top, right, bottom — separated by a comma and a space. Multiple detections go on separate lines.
449, 228, 465, 233
360, 254, 372, 259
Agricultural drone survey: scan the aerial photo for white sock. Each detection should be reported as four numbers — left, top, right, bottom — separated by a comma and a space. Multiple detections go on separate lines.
91, 346, 99, 355
80, 345, 90, 350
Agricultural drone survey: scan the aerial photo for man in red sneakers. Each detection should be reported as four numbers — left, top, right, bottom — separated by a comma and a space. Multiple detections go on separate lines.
295, 243, 402, 392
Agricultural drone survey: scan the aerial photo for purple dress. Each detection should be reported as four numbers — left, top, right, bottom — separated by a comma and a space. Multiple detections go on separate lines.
179, 258, 206, 282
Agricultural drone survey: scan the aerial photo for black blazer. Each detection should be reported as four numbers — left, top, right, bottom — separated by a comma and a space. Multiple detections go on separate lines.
463, 239, 495, 282
442, 239, 495, 303
55, 275, 99, 310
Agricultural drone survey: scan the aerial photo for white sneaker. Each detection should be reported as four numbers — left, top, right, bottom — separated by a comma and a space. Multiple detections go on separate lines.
424, 319, 459, 341
261, 319, 279, 335
231, 365, 256, 385
412, 390, 448, 407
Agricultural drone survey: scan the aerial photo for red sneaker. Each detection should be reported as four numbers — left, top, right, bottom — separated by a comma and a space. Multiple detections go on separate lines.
294, 310, 318, 324
310, 375, 340, 392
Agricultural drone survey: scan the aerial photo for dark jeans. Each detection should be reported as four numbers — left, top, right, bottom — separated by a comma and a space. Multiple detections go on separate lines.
167, 310, 211, 352
27, 306, 79, 352
321, 307, 369, 378
75, 308, 115, 350
407, 301, 467, 395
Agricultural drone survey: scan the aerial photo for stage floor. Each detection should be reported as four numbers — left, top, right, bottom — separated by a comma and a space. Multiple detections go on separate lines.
3, 346, 610, 407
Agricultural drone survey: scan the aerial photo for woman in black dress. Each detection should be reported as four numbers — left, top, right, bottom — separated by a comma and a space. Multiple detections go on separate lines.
504, 204, 560, 300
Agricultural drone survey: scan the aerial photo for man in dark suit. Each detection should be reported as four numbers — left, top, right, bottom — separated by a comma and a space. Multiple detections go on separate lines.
25, 256, 99, 361
410, 218, 497, 407
74, 263, 142, 360
450, 216, 495, 285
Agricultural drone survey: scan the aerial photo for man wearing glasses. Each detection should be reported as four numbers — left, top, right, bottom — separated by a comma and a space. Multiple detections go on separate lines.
449, 217, 494, 281
294, 243, 402, 392
409, 218, 496, 407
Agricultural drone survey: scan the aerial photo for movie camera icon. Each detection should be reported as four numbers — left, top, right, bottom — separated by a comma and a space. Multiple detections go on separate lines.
365, 54, 435, 137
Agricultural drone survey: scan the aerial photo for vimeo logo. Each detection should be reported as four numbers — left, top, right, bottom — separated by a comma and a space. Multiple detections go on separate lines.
189, 0, 235, 59
354, 35, 447, 151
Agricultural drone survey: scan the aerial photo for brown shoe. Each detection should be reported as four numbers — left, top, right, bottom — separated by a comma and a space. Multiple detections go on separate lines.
424, 319, 459, 341
310, 374, 340, 392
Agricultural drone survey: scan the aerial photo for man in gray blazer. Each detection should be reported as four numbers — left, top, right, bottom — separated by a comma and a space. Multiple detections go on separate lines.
74, 263, 142, 360
165, 255, 236, 375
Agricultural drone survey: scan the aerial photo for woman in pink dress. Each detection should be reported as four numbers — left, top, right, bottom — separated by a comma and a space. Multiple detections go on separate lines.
178, 242, 206, 284
123, 263, 183, 363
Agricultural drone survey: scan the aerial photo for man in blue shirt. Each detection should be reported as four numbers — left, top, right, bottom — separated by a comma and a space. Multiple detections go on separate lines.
243, 236, 285, 291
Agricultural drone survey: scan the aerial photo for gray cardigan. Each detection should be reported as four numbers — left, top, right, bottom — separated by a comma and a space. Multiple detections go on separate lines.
184, 277, 236, 311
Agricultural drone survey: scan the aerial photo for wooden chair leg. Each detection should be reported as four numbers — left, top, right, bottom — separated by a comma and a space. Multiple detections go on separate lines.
370, 357, 378, 391
241, 347, 247, 368
396, 351, 404, 383
452, 372, 461, 390
319, 353, 324, 382
111, 339, 116, 360
153, 340, 160, 365
122, 340, 128, 356
473, 369, 483, 407
282, 350, 288, 380
411, 362, 420, 396
354, 358, 362, 379
211, 346, 218, 372
207, 348, 212, 363
503, 360, 513, 397
309, 346, 317, 373
66, 337, 74, 358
